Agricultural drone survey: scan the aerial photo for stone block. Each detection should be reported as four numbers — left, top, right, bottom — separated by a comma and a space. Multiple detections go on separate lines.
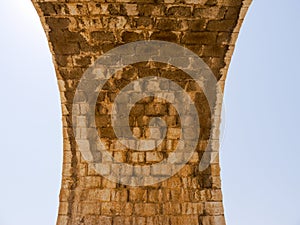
150, 31, 178, 42
182, 32, 217, 44
167, 6, 192, 17
129, 188, 147, 202
205, 202, 224, 215
134, 203, 158, 216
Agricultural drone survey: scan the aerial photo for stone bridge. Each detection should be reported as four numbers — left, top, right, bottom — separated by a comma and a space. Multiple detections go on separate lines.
32, 0, 251, 224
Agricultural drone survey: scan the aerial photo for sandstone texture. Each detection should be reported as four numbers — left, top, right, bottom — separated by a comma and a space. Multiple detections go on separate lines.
32, 0, 252, 224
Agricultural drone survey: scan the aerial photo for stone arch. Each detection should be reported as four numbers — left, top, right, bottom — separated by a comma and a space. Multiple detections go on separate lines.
32, 0, 252, 224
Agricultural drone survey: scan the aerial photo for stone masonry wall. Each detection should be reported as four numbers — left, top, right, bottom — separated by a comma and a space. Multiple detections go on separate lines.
32, 0, 251, 224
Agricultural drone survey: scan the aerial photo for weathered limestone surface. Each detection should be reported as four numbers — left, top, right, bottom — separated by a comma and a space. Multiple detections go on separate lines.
32, 0, 251, 224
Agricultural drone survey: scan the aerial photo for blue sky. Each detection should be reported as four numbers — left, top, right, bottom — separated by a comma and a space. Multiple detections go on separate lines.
0, 1, 299, 225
